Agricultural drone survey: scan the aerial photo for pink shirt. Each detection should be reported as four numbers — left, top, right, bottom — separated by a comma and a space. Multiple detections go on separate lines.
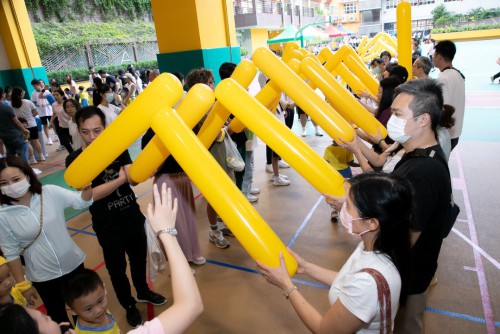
128, 318, 164, 334
52, 101, 72, 128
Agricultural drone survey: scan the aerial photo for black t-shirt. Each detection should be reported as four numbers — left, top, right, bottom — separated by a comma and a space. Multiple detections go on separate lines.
105, 75, 117, 90
66, 148, 144, 234
392, 144, 451, 294
0, 104, 21, 137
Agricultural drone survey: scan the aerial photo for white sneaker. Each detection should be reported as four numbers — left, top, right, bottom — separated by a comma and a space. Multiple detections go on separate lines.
32, 168, 42, 175
278, 160, 290, 168
301, 129, 307, 137
315, 129, 323, 136
245, 193, 259, 203
53, 136, 59, 142
43, 153, 49, 158
271, 174, 288, 181
29, 158, 38, 165
273, 176, 291, 186
46, 138, 53, 145
265, 164, 273, 173
249, 187, 260, 195
38, 156, 46, 162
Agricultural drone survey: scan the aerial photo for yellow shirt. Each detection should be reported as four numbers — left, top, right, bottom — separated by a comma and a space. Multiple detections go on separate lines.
323, 145, 353, 171
10, 287, 27, 306
80, 91, 89, 101
76, 313, 121, 334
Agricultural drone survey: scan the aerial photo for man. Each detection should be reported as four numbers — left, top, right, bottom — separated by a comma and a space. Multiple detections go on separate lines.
434, 40, 465, 150
88, 66, 101, 87
30, 79, 53, 145
325, 79, 452, 333
412, 56, 433, 79
0, 87, 30, 163
98, 69, 118, 93
65, 107, 166, 328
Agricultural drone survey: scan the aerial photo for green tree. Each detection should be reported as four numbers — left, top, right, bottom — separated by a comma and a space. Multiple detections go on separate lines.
431, 4, 451, 23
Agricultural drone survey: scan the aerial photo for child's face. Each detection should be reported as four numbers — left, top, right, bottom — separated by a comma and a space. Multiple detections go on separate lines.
65, 103, 77, 117
0, 264, 14, 297
69, 284, 109, 326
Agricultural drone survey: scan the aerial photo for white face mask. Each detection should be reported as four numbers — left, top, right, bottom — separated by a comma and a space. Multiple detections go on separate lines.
339, 202, 370, 237
104, 93, 114, 103
387, 115, 411, 144
1, 178, 30, 199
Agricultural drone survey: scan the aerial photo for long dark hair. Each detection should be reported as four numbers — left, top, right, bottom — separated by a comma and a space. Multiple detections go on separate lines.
0, 157, 42, 205
10, 87, 24, 109
376, 76, 401, 116
0, 304, 38, 334
348, 172, 412, 304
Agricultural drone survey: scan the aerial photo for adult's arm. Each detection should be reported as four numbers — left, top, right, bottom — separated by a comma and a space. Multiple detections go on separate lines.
7, 259, 38, 305
91, 167, 127, 201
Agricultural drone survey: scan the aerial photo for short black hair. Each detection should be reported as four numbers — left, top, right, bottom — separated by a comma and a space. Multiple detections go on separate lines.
388, 65, 408, 83
219, 62, 237, 80
98, 69, 106, 75
0, 304, 38, 334
380, 51, 392, 60
62, 269, 104, 308
172, 71, 184, 83
434, 40, 456, 62
75, 106, 106, 129
30, 79, 39, 86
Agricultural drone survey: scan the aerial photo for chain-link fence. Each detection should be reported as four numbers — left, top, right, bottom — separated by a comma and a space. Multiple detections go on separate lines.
41, 38, 159, 72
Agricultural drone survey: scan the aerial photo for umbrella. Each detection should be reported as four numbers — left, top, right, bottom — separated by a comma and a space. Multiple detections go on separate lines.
323, 26, 348, 38
267, 25, 329, 44
337, 24, 355, 36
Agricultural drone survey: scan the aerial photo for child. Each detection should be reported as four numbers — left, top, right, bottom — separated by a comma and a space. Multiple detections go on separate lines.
62, 268, 121, 333
79, 86, 89, 107
86, 87, 94, 106
0, 256, 27, 306
323, 140, 357, 222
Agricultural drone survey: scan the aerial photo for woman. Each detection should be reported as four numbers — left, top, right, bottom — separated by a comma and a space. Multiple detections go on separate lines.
96, 84, 123, 125
10, 87, 44, 163
49, 89, 73, 153
0, 156, 92, 324
122, 73, 137, 105
258, 173, 411, 334
0, 184, 203, 334
65, 74, 77, 97
63, 99, 84, 151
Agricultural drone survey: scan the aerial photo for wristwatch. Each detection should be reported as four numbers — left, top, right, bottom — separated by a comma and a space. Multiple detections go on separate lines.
156, 227, 177, 237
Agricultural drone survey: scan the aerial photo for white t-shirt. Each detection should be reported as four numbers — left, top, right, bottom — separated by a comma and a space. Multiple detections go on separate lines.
329, 242, 401, 333
97, 104, 120, 126
31, 90, 53, 117
12, 99, 37, 128
68, 121, 84, 150
437, 68, 465, 139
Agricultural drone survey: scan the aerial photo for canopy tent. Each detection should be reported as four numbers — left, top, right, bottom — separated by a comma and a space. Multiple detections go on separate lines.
337, 24, 355, 36
323, 25, 348, 38
267, 25, 329, 44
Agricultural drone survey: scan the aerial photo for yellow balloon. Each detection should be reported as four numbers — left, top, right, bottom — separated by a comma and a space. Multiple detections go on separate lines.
397, 1, 412, 80
216, 78, 346, 198
343, 54, 378, 96
300, 57, 387, 138
152, 108, 298, 276
64, 73, 183, 188
253, 47, 354, 143
357, 36, 368, 54
129, 84, 216, 184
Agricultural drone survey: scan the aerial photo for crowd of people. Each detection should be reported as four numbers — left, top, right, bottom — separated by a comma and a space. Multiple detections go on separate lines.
0, 39, 465, 334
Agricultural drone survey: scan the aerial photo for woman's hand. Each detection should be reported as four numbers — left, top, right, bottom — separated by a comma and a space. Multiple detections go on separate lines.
339, 136, 359, 153
287, 248, 308, 275
23, 286, 39, 306
367, 128, 384, 145
256, 253, 293, 291
323, 183, 349, 212
147, 183, 178, 234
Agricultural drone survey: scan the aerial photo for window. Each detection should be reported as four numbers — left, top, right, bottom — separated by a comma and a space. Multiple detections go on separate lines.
344, 3, 357, 14
361, 9, 381, 24
386, 0, 435, 9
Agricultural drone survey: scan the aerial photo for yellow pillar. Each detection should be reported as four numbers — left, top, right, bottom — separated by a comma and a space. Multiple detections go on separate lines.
151, 0, 241, 83
0, 0, 47, 92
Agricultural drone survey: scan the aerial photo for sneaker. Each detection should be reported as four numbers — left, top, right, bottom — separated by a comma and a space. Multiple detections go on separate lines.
315, 129, 323, 136
136, 290, 167, 306
265, 164, 273, 173
46, 138, 53, 145
29, 158, 38, 165
43, 153, 49, 158
278, 160, 290, 168
250, 187, 261, 195
32, 168, 42, 175
209, 230, 230, 248
126, 305, 142, 328
217, 218, 235, 237
245, 193, 259, 203
273, 176, 291, 186
53, 137, 59, 142
38, 156, 46, 162
271, 174, 288, 181
56, 145, 66, 152
190, 256, 206, 266
301, 129, 307, 137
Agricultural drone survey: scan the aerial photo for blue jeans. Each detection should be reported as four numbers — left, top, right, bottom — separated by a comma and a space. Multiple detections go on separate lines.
3, 134, 29, 163
241, 150, 255, 195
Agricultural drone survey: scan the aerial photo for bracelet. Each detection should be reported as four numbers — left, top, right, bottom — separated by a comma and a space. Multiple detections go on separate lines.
283, 286, 298, 299
15, 280, 32, 293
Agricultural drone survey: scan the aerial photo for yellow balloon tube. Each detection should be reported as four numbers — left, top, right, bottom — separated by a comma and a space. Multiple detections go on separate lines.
397, 1, 412, 80
282, 42, 301, 63
129, 84, 216, 184
335, 63, 369, 96
343, 55, 378, 96
152, 108, 298, 275
300, 57, 387, 138
357, 36, 368, 54
216, 78, 346, 197
64, 73, 183, 188
253, 47, 354, 143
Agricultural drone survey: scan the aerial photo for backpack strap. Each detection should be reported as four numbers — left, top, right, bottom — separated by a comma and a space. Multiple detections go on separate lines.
359, 268, 393, 334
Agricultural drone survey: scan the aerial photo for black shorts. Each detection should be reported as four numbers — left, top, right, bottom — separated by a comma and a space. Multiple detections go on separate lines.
297, 106, 306, 116
28, 126, 39, 140
39, 116, 51, 125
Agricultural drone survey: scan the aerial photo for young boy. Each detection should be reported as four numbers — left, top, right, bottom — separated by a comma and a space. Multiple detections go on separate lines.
62, 269, 120, 333
79, 86, 89, 107
323, 140, 357, 222
0, 256, 27, 306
